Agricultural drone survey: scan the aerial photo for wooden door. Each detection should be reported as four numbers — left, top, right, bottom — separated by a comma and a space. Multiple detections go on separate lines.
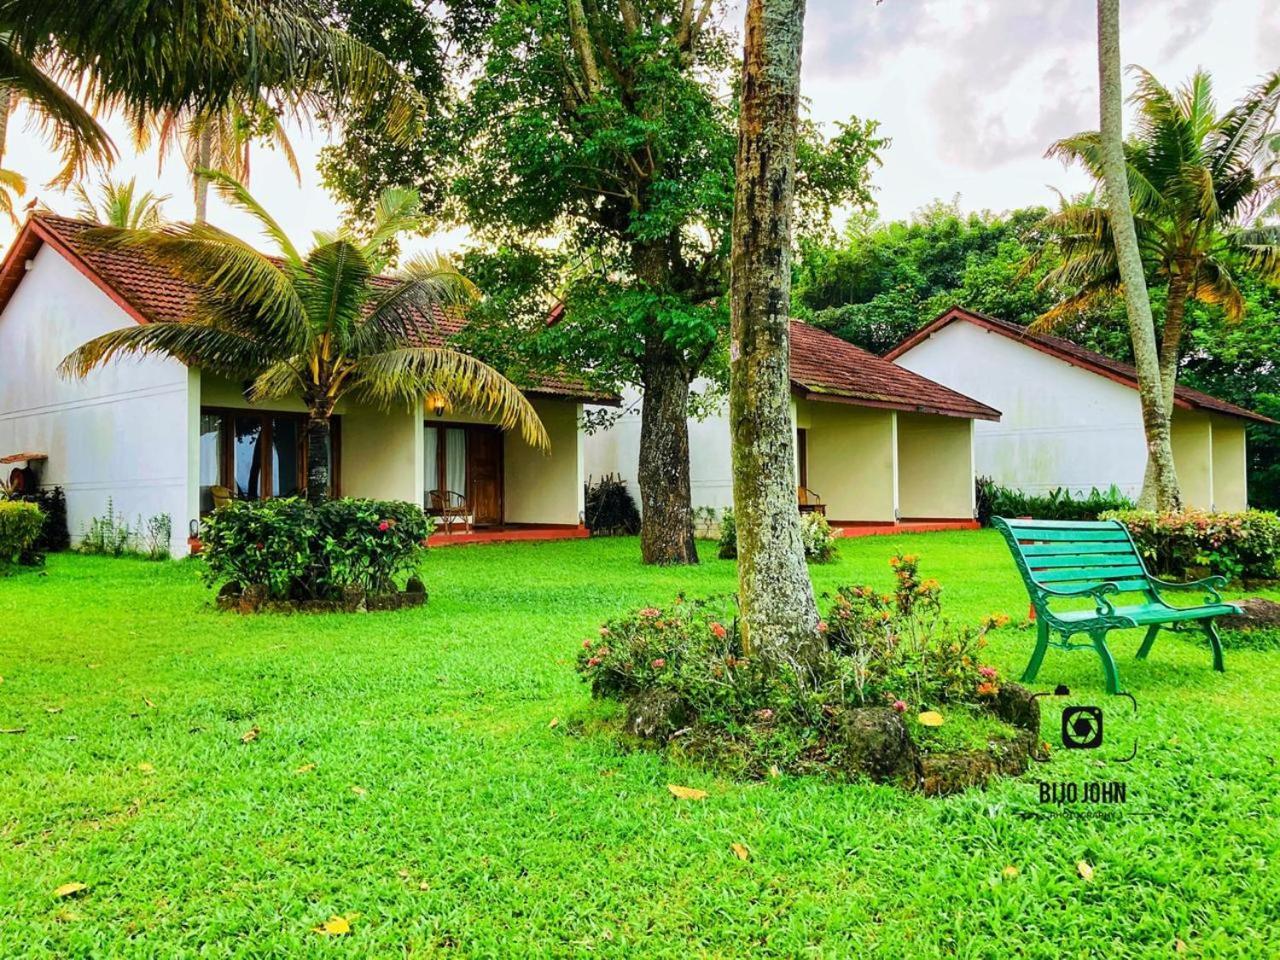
467, 428, 503, 526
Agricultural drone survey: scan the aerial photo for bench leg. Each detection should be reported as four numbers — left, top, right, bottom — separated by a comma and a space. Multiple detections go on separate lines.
1090, 629, 1122, 695
1136, 623, 1160, 660
1021, 620, 1050, 684
1204, 620, 1225, 673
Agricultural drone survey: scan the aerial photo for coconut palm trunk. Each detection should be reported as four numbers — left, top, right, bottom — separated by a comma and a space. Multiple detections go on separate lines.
306, 415, 331, 504
1096, 0, 1180, 510
728, 0, 822, 672
193, 126, 212, 223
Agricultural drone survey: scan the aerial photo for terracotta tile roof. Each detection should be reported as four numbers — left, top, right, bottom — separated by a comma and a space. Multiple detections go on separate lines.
886, 305, 1273, 425
2, 213, 614, 405
789, 320, 1000, 421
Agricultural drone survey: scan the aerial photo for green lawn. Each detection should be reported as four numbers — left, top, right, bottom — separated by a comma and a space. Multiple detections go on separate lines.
1, 531, 1277, 957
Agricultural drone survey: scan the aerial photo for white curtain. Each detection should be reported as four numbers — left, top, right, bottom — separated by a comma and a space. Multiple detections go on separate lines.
445, 428, 467, 501
424, 427, 439, 503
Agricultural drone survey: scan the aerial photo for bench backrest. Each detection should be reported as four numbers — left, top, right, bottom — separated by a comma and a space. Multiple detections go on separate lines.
992, 517, 1155, 604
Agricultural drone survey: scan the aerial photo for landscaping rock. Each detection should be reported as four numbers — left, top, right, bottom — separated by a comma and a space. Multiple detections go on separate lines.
988, 682, 1040, 732
238, 583, 267, 615
624, 689, 694, 742
830, 707, 919, 787
216, 582, 242, 612
919, 751, 996, 797
1220, 598, 1280, 631
341, 585, 367, 613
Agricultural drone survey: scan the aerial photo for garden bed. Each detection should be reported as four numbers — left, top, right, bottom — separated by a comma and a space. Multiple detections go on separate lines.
216, 577, 428, 615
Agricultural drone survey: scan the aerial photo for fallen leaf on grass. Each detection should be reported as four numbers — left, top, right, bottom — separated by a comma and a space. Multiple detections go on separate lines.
45, 706, 63, 714
312, 916, 351, 936
143, 697, 155, 709
1174, 939, 1187, 954
1, 727, 26, 735
240, 726, 260, 744
917, 711, 945, 727
54, 882, 88, 898
548, 717, 559, 729
294, 763, 316, 775
731, 843, 750, 861
1002, 865, 1019, 879
351, 785, 367, 796
138, 763, 155, 774
667, 784, 708, 801
1077, 860, 1094, 882
418, 881, 430, 890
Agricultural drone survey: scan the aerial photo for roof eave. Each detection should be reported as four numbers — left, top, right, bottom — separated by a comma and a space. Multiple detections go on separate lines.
794, 385, 1000, 422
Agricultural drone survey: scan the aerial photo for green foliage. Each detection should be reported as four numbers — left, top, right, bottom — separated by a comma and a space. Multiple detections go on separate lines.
0, 500, 44, 565
977, 477, 1135, 525
715, 507, 836, 563
584, 474, 640, 537
3, 485, 69, 553
200, 498, 432, 601
576, 555, 1007, 776
1104, 508, 1280, 581
793, 202, 1126, 356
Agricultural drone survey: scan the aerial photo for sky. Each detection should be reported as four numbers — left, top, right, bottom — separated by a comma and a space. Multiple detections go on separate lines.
2, 0, 1278, 257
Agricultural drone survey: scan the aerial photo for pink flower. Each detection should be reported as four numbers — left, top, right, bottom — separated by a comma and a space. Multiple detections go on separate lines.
583, 639, 593, 649
892, 700, 907, 714
587, 657, 601, 667
710, 622, 727, 639
650, 658, 666, 669
378, 521, 390, 532
639, 607, 661, 618
599, 626, 611, 637
817, 620, 828, 634
978, 666, 998, 679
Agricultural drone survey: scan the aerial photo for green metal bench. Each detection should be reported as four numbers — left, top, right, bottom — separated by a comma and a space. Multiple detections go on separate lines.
993, 517, 1239, 694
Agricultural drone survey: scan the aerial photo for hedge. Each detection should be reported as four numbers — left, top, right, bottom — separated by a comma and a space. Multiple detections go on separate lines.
0, 501, 45, 565
1103, 508, 1280, 581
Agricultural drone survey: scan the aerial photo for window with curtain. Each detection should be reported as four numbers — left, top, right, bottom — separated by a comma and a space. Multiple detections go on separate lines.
424, 424, 469, 511
445, 428, 467, 499
271, 417, 302, 497
199, 413, 223, 513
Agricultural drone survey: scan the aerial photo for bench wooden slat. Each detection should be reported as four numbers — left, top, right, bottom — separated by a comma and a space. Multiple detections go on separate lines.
1034, 565, 1147, 583
1026, 553, 1142, 569
1012, 528, 1130, 542
1022, 542, 1136, 557
1046, 578, 1154, 593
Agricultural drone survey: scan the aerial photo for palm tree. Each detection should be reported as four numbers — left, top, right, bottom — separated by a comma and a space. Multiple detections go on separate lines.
0, 166, 25, 224
1038, 66, 1280, 425
136, 99, 301, 223
60, 172, 548, 504
0, 1, 423, 186
72, 176, 168, 229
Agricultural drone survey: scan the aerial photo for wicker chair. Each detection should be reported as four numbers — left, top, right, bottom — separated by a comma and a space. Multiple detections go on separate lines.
209, 485, 234, 510
428, 489, 472, 534
797, 486, 826, 516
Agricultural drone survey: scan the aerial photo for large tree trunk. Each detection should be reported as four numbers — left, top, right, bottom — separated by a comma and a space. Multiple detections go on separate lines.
1096, 0, 1181, 512
0, 87, 12, 165
193, 126, 213, 223
638, 342, 699, 565
728, 0, 821, 671
305, 416, 332, 504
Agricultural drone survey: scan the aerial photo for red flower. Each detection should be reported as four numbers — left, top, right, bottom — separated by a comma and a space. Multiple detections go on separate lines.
650, 658, 666, 669
892, 699, 907, 714
255, 542, 265, 551
378, 520, 390, 532
639, 607, 661, 618
817, 620, 828, 634
583, 639, 593, 649
978, 666, 998, 680
710, 622, 727, 639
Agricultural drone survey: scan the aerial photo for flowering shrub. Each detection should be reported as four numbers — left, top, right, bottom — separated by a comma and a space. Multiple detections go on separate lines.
578, 555, 1014, 776
823, 554, 1006, 708
201, 498, 432, 601
0, 500, 44, 566
1103, 508, 1280, 581
716, 507, 838, 563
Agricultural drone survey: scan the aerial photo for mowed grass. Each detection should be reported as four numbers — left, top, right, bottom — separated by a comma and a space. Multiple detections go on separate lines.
1, 531, 1278, 958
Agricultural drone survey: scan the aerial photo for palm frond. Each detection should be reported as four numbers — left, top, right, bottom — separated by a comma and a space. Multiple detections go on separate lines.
200, 169, 302, 263
246, 360, 308, 403
349, 347, 549, 450
83, 222, 307, 347
358, 187, 424, 264
59, 322, 271, 381
0, 166, 25, 224
365, 253, 480, 342
0, 37, 115, 186
1188, 257, 1245, 322
293, 240, 372, 347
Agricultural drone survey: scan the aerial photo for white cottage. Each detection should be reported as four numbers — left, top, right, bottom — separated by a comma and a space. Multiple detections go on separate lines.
886, 306, 1271, 510
0, 214, 605, 555
585, 320, 1000, 530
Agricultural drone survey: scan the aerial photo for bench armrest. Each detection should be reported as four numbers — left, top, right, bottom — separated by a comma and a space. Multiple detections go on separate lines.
1148, 575, 1226, 604
1036, 581, 1120, 616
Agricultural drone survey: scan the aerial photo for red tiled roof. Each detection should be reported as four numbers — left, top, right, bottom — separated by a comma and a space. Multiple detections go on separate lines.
0, 213, 614, 405
885, 305, 1273, 425
789, 320, 1000, 421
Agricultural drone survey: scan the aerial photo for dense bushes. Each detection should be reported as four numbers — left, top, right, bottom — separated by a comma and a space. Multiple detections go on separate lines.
577, 555, 1025, 784
201, 498, 432, 601
584, 474, 640, 536
977, 476, 1134, 525
1104, 508, 1280, 581
12, 486, 70, 552
716, 508, 838, 563
0, 501, 45, 566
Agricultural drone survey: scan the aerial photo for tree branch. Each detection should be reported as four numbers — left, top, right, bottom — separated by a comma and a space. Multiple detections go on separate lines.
566, 0, 602, 94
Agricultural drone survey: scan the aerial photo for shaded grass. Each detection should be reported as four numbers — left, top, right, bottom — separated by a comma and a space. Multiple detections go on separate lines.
0, 531, 1277, 957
